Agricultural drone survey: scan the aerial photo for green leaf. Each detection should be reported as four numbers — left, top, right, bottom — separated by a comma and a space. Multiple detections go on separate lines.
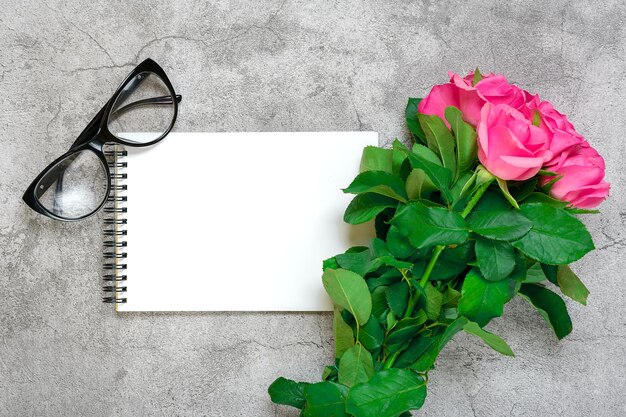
431, 241, 475, 281
475, 237, 516, 281
322, 256, 340, 271
496, 178, 520, 209
519, 284, 573, 339
450, 171, 476, 208
392, 139, 411, 176
360, 146, 393, 173
344, 171, 408, 202
458, 268, 514, 326
541, 263, 558, 285
406, 98, 426, 143
386, 311, 398, 330
542, 175, 563, 193
412, 142, 445, 165
473, 189, 510, 213
359, 316, 385, 351
371, 286, 389, 321
302, 382, 348, 417
443, 285, 461, 307
370, 238, 389, 258
344, 193, 398, 225
339, 240, 405, 274
410, 317, 468, 372
335, 248, 371, 277
268, 377, 309, 409
367, 240, 387, 256
386, 281, 409, 317
406, 147, 453, 202
566, 208, 600, 215
386, 226, 415, 259
473, 67, 483, 85
405, 168, 437, 200
394, 334, 439, 368
538, 169, 559, 176
391, 203, 469, 249
411, 261, 427, 281
367, 270, 402, 291
474, 165, 496, 192
513, 203, 595, 264
508, 252, 528, 284
418, 114, 457, 176
322, 365, 338, 382
378, 256, 413, 270
424, 283, 443, 320
510, 178, 538, 202
524, 263, 548, 283
463, 321, 515, 356
557, 265, 590, 305
338, 343, 375, 387
334, 308, 355, 358
387, 312, 428, 345
346, 369, 427, 417
532, 109, 541, 126
445, 106, 478, 177
523, 192, 569, 208
467, 210, 532, 241
441, 307, 459, 320
322, 269, 372, 326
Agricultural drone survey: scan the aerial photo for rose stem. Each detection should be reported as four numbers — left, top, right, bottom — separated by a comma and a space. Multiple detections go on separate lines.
383, 179, 493, 370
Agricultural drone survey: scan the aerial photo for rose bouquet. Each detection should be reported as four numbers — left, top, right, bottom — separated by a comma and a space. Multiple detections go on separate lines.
269, 70, 610, 416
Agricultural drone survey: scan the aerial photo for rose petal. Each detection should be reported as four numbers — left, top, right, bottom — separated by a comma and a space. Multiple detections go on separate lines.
500, 155, 546, 168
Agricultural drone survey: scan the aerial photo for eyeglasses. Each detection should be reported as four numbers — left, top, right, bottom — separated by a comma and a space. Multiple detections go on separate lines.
23, 58, 181, 221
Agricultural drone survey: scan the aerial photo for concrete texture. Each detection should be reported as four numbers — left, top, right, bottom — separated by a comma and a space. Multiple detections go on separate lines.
1, 0, 625, 415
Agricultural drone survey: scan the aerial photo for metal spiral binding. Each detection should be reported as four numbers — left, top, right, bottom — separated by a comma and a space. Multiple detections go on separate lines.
103, 145, 128, 304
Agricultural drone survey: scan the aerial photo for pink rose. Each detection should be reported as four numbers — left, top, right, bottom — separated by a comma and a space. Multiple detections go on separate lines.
418, 72, 533, 127
554, 142, 605, 171
416, 83, 461, 126
417, 76, 484, 127
525, 97, 586, 167
475, 75, 530, 109
542, 143, 609, 209
544, 130, 586, 168
477, 103, 552, 181
529, 98, 580, 136
449, 73, 486, 125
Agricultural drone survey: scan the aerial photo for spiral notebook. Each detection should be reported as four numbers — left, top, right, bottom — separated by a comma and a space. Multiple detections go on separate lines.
103, 132, 377, 311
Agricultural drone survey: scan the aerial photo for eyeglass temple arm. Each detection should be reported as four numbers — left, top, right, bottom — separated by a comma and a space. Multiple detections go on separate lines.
109, 94, 182, 119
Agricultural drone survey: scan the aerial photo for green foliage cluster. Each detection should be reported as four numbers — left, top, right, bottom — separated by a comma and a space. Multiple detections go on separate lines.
269, 98, 595, 417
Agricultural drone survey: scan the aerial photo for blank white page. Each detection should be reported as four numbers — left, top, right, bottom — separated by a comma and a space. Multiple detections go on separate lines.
117, 132, 377, 312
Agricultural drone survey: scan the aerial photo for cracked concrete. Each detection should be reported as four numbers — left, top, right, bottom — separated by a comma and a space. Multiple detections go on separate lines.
1, 0, 625, 416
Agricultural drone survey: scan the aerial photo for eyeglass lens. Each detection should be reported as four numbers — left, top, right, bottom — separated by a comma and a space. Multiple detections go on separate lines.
34, 149, 109, 220
107, 71, 175, 144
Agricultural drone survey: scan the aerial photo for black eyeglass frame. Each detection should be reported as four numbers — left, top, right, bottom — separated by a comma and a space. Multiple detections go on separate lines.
23, 58, 181, 221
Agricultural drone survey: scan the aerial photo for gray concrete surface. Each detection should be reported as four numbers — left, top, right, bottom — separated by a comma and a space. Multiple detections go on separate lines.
1, 0, 625, 416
